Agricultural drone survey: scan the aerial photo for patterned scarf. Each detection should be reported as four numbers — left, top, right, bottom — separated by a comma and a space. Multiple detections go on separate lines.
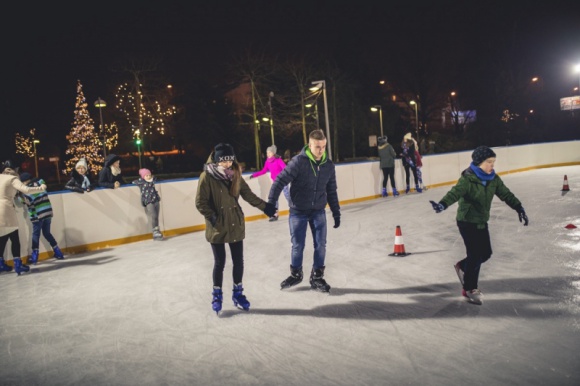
205, 163, 234, 182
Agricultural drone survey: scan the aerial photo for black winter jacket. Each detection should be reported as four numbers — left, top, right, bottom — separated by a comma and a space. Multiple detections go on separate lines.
65, 168, 93, 193
268, 146, 340, 218
98, 154, 126, 189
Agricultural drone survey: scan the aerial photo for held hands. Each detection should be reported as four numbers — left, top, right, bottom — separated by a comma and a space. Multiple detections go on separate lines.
263, 202, 277, 218
516, 206, 529, 226
333, 216, 341, 229
429, 200, 446, 213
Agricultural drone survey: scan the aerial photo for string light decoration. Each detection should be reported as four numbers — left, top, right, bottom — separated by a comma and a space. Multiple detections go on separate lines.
115, 82, 175, 142
15, 128, 36, 157
63, 80, 104, 176
96, 122, 119, 153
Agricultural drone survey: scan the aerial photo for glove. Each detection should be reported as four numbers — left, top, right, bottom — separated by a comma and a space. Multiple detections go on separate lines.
249, 175, 254, 179
430, 200, 446, 213
263, 202, 277, 218
209, 215, 217, 227
516, 206, 529, 226
333, 216, 341, 229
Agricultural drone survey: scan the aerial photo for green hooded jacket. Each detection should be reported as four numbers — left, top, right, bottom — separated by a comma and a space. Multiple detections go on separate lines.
440, 167, 521, 228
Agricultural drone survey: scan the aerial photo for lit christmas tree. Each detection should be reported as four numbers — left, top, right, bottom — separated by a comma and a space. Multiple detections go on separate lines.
64, 80, 104, 176
15, 128, 36, 157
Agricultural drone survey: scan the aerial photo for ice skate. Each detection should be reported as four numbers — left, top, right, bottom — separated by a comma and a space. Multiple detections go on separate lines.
212, 287, 223, 315
29, 249, 39, 265
310, 267, 330, 293
232, 283, 250, 311
392, 188, 399, 197
280, 265, 303, 289
53, 246, 64, 260
415, 184, 422, 193
0, 258, 13, 273
454, 261, 464, 286
462, 289, 483, 305
381, 188, 387, 197
153, 227, 163, 240
14, 258, 30, 276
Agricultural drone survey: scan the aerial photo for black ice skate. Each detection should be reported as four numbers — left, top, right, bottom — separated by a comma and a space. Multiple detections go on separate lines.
310, 266, 330, 293
280, 265, 303, 289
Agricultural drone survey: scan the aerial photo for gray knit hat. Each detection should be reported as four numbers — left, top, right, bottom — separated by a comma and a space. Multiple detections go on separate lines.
471, 146, 496, 166
266, 145, 277, 154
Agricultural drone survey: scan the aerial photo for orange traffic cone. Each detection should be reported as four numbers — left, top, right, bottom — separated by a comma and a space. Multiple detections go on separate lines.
388, 225, 410, 257
562, 175, 570, 191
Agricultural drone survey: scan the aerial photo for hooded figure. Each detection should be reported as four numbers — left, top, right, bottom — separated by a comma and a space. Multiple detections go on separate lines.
97, 154, 125, 189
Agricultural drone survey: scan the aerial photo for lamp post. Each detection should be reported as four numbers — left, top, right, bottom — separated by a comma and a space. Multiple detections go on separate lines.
94, 97, 107, 157
33, 139, 40, 177
268, 91, 275, 145
309, 80, 332, 160
410, 100, 419, 143
370, 105, 383, 137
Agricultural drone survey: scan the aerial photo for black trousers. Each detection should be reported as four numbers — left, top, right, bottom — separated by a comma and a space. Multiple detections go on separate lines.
403, 164, 419, 186
211, 241, 244, 288
0, 230, 21, 259
457, 221, 492, 291
381, 167, 396, 189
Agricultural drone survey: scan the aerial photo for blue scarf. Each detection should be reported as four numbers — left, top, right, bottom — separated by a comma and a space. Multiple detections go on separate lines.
470, 162, 495, 185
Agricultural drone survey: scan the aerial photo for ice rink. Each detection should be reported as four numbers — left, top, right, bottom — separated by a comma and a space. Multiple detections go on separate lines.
1, 165, 579, 386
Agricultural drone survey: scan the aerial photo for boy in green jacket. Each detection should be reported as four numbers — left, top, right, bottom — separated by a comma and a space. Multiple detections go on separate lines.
429, 146, 528, 305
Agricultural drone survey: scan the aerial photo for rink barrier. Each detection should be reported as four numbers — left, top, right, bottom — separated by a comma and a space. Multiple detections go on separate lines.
10, 140, 579, 262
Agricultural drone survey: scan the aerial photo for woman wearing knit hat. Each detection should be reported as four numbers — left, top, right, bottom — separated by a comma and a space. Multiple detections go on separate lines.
249, 144, 289, 221
400, 133, 422, 193
429, 145, 529, 305
196, 143, 276, 314
65, 158, 93, 193
132, 168, 163, 240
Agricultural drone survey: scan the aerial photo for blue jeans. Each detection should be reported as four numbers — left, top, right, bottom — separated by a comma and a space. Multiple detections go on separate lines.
275, 185, 291, 211
32, 218, 57, 250
288, 209, 327, 270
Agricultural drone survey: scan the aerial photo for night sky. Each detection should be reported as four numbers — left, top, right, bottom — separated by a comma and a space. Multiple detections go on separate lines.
1, 1, 579, 159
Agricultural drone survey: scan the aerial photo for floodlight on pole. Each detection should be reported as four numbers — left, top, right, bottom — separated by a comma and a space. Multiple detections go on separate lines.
370, 105, 383, 137
33, 139, 40, 177
410, 100, 419, 143
310, 80, 332, 160
94, 97, 107, 157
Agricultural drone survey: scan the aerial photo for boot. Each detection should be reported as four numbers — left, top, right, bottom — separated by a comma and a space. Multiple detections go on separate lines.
280, 265, 303, 289
405, 185, 410, 194
29, 249, 39, 265
381, 188, 387, 197
212, 287, 223, 314
0, 257, 13, 273
14, 258, 30, 276
232, 283, 250, 311
310, 266, 331, 292
53, 246, 64, 260
392, 188, 399, 197
415, 184, 423, 193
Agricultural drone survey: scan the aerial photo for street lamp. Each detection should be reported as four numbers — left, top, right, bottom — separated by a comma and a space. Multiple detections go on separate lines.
94, 97, 107, 157
309, 80, 332, 160
370, 105, 383, 137
33, 139, 40, 177
268, 91, 275, 146
409, 100, 419, 143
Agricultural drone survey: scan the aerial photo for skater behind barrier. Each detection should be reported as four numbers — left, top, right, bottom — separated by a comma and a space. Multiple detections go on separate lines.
268, 129, 341, 293
18, 172, 65, 265
0, 160, 47, 276
195, 143, 276, 314
65, 158, 93, 193
429, 145, 529, 305
377, 136, 398, 197
249, 144, 290, 221
132, 168, 163, 241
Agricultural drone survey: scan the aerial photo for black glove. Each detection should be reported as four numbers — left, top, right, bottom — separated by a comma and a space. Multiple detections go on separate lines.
333, 216, 340, 229
249, 175, 254, 179
209, 215, 217, 227
430, 200, 446, 213
263, 202, 277, 217
516, 206, 529, 226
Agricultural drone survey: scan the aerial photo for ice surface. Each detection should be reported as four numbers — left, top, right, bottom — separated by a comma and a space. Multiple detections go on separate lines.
0, 166, 578, 386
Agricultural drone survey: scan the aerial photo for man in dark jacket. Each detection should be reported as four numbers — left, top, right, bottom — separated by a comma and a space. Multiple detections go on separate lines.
98, 154, 126, 189
268, 129, 341, 292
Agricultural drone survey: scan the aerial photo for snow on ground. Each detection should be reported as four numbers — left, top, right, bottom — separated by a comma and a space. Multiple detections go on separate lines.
0, 165, 579, 386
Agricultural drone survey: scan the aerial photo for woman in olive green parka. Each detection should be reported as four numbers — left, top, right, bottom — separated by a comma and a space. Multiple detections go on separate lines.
430, 146, 528, 305
195, 143, 276, 314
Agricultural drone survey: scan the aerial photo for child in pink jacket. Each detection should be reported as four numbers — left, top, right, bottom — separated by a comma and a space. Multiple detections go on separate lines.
250, 145, 290, 221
